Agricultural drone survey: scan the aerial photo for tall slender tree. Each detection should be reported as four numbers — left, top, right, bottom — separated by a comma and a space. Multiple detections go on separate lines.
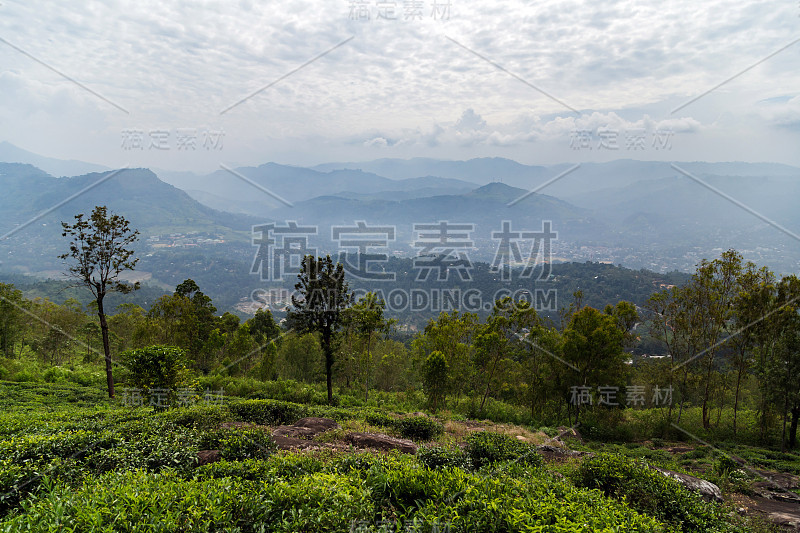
0, 283, 24, 357
287, 255, 352, 403
345, 292, 394, 401
60, 206, 139, 398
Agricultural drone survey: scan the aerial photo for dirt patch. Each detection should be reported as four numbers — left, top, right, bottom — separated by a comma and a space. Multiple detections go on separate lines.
197, 450, 222, 466
666, 446, 695, 454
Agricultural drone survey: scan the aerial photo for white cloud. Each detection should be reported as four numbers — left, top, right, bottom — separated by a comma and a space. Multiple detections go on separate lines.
0, 0, 797, 168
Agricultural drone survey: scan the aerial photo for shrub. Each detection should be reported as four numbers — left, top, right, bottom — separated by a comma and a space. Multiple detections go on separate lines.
581, 410, 635, 442
305, 404, 353, 421
197, 428, 276, 461
196, 454, 326, 483
332, 452, 384, 475
162, 404, 230, 430
463, 431, 542, 470
714, 455, 741, 476
120, 346, 195, 410
416, 445, 471, 470
410, 466, 665, 533
395, 416, 444, 441
227, 399, 307, 425
0, 470, 262, 532
86, 420, 199, 474
364, 411, 395, 428
684, 447, 710, 459
573, 453, 721, 532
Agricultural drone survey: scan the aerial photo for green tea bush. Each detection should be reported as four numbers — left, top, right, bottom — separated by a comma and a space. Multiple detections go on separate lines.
366, 457, 468, 514
714, 455, 741, 476
305, 404, 353, 421
410, 466, 666, 533
197, 428, 276, 461
416, 445, 471, 470
0, 430, 99, 463
573, 453, 721, 532
684, 447, 710, 459
194, 458, 287, 482
0, 460, 45, 515
162, 404, 230, 429
464, 431, 543, 470
227, 399, 308, 425
87, 426, 198, 475
332, 452, 384, 475
0, 470, 262, 533
395, 416, 443, 441
244, 379, 330, 405
120, 346, 195, 411
363, 411, 395, 428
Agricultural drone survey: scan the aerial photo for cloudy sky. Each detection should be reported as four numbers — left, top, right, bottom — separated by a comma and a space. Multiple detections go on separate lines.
1, 0, 799, 171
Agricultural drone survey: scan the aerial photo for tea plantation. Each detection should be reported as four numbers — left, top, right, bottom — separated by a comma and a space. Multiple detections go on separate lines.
0, 381, 788, 533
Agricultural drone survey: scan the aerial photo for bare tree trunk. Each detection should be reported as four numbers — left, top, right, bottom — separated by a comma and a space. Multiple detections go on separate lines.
97, 294, 115, 398
702, 356, 714, 429
733, 361, 744, 433
789, 404, 799, 449
782, 393, 789, 453
365, 332, 371, 403
677, 367, 689, 424
323, 330, 333, 404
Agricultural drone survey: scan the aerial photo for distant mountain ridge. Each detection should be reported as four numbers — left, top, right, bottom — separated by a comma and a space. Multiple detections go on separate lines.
0, 163, 259, 272
156, 163, 479, 216
0, 141, 109, 177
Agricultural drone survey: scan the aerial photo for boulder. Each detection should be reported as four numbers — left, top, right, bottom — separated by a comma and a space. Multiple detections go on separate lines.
556, 426, 584, 443
271, 417, 340, 440
345, 432, 418, 454
769, 511, 800, 530
293, 417, 340, 433
535, 445, 594, 463
272, 426, 319, 439
653, 467, 723, 503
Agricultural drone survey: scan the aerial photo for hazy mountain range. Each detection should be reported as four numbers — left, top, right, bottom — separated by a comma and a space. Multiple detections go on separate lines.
1, 141, 799, 277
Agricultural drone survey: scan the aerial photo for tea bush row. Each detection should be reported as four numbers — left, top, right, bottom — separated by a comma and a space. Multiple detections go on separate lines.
1, 457, 668, 533
572, 453, 732, 533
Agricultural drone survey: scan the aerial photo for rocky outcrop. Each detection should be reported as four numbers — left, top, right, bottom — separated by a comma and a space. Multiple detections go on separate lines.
554, 426, 584, 444
536, 444, 594, 460
271, 417, 340, 440
294, 417, 340, 433
345, 432, 418, 454
653, 467, 723, 502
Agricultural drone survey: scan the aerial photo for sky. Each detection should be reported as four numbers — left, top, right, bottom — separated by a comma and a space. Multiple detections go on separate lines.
0, 0, 799, 172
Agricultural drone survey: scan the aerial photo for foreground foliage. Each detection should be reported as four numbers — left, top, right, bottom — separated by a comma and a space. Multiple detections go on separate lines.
0, 381, 783, 532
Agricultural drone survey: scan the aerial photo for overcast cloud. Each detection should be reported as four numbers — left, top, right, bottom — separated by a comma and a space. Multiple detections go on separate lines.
0, 0, 798, 171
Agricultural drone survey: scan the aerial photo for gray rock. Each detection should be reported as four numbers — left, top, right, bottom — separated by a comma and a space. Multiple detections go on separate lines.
293, 417, 340, 433
536, 444, 593, 458
653, 467, 723, 503
271, 417, 340, 439
345, 432, 417, 454
556, 426, 584, 443
272, 425, 319, 439
769, 512, 800, 530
